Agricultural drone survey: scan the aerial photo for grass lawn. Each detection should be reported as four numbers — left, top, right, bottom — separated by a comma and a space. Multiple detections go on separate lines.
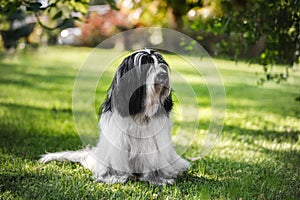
0, 46, 299, 199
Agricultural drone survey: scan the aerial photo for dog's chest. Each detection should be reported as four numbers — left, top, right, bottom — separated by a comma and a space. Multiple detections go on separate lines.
100, 112, 171, 154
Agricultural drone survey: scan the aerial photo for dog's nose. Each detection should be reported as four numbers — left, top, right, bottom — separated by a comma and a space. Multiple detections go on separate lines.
156, 72, 168, 82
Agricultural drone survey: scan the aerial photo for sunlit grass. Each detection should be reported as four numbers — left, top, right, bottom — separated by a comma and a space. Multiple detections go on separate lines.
0, 46, 299, 199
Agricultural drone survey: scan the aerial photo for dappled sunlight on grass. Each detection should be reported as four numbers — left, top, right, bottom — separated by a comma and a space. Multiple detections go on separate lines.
0, 47, 299, 199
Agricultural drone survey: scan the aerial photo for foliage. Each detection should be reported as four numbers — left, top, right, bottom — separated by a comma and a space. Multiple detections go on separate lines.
118, 0, 171, 27
0, 0, 119, 49
0, 0, 89, 30
0, 0, 88, 49
0, 46, 299, 199
188, 0, 300, 84
0, 0, 119, 38
80, 10, 133, 47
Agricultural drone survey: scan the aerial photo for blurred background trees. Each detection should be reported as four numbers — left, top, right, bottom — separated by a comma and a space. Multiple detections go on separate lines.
0, 0, 299, 83
186, 0, 299, 83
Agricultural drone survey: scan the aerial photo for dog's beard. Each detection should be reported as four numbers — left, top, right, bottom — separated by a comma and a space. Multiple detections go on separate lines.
139, 69, 170, 121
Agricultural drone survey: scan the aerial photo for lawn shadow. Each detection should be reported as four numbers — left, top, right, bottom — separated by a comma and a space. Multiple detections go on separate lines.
0, 163, 96, 199
223, 124, 299, 144
0, 101, 84, 160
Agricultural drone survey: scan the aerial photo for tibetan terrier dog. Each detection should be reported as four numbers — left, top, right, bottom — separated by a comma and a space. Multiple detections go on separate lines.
39, 49, 190, 185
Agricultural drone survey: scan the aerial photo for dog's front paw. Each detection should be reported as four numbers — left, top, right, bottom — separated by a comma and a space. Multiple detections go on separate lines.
153, 178, 175, 186
95, 174, 129, 184
139, 173, 175, 186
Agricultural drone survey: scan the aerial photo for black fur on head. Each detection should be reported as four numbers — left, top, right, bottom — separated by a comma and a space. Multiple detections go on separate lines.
101, 49, 173, 118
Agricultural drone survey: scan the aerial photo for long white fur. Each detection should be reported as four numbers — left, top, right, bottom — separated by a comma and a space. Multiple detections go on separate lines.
40, 50, 190, 185
40, 112, 189, 184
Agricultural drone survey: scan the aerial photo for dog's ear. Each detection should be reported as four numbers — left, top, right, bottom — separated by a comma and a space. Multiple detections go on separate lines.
109, 56, 147, 117
163, 92, 173, 113
100, 79, 115, 115
101, 57, 131, 115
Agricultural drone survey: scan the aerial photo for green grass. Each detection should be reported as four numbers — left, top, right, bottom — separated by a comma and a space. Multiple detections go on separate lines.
0, 46, 299, 199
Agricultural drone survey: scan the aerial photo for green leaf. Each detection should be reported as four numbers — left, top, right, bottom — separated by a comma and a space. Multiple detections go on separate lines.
27, 2, 42, 12
106, 0, 119, 10
52, 11, 63, 20
58, 18, 73, 29
72, 16, 80, 21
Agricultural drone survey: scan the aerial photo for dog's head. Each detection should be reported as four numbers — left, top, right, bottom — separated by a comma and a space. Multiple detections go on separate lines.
102, 49, 173, 120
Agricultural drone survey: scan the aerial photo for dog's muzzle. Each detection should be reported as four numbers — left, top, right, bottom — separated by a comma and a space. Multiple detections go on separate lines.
155, 72, 169, 85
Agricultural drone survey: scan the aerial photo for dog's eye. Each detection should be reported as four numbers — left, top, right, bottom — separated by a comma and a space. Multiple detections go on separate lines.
159, 64, 168, 72
156, 55, 164, 62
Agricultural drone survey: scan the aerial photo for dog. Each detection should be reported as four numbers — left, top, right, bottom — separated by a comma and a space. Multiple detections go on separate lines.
39, 49, 190, 185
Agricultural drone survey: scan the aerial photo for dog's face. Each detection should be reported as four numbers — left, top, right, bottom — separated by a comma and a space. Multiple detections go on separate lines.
102, 49, 173, 120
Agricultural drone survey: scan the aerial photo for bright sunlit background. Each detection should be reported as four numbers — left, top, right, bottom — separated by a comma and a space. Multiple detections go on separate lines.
0, 0, 299, 199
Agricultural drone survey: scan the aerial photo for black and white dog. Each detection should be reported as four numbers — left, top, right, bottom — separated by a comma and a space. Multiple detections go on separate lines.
40, 49, 190, 185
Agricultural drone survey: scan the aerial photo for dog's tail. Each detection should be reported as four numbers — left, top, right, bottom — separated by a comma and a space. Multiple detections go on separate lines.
39, 148, 91, 164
